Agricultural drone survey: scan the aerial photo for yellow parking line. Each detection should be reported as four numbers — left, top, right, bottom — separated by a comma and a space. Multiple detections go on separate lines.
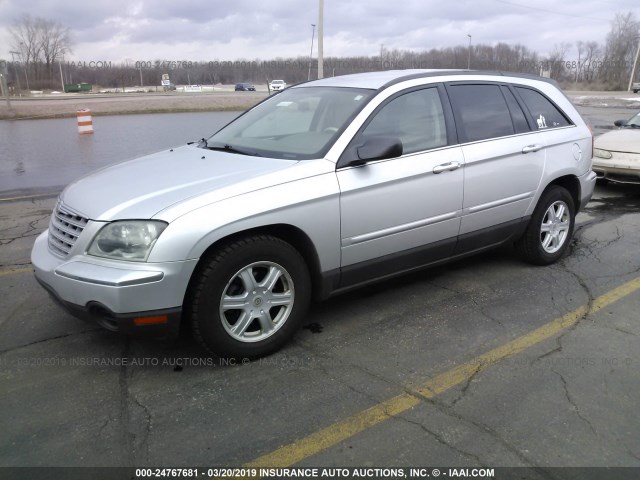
0, 193, 58, 202
245, 276, 640, 468
0, 267, 33, 277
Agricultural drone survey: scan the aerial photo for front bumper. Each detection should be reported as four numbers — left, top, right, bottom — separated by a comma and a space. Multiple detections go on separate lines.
31, 231, 198, 334
592, 153, 640, 184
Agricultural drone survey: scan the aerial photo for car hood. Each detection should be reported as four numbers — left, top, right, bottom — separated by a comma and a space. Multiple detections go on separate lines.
595, 129, 640, 154
60, 144, 300, 221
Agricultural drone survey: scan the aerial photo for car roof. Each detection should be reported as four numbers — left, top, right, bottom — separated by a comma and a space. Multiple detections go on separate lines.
295, 69, 557, 90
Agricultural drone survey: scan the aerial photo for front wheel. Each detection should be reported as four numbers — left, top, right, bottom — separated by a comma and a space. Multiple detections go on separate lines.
516, 186, 575, 265
188, 235, 311, 359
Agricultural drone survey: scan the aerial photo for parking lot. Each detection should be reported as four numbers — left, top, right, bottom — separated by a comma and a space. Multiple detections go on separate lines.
1, 103, 639, 476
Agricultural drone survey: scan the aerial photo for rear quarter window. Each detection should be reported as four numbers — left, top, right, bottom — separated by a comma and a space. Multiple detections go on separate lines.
515, 87, 572, 130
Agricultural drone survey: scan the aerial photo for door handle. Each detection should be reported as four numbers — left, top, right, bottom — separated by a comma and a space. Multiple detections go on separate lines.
433, 161, 461, 174
522, 144, 542, 154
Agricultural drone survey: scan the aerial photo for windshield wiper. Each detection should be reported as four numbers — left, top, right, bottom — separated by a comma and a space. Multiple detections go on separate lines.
205, 141, 262, 157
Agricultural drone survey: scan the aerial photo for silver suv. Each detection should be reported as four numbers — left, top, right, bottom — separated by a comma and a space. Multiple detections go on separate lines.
32, 70, 597, 358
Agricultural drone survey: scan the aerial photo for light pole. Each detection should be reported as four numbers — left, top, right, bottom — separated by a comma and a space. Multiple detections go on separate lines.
308, 24, 316, 81
467, 34, 472, 70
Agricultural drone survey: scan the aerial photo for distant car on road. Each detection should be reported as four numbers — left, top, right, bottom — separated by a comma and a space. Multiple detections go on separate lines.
632, 82, 640, 94
269, 79, 286, 91
593, 111, 640, 184
235, 83, 256, 91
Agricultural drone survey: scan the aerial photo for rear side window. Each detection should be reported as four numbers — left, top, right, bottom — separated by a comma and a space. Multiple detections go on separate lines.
362, 87, 447, 154
447, 84, 515, 143
515, 87, 571, 130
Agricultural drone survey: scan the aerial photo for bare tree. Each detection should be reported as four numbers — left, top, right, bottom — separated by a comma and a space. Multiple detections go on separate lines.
546, 42, 572, 80
37, 18, 73, 78
580, 41, 602, 82
601, 11, 639, 88
8, 15, 40, 66
8, 15, 72, 88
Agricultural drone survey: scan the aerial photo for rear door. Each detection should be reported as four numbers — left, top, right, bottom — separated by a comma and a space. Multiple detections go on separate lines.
513, 86, 580, 182
445, 82, 546, 249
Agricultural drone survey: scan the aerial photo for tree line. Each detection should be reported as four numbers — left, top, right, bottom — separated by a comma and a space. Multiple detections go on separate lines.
4, 12, 639, 92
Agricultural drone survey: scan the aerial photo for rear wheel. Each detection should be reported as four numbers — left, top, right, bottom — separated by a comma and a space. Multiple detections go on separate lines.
188, 235, 311, 359
517, 186, 575, 265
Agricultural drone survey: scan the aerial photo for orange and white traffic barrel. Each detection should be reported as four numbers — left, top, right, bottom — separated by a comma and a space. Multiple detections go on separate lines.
76, 109, 94, 134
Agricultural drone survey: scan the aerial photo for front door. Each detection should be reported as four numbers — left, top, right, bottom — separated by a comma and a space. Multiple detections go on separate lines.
336, 86, 464, 286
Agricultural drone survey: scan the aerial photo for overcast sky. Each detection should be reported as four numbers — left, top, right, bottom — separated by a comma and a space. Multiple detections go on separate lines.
0, 0, 638, 63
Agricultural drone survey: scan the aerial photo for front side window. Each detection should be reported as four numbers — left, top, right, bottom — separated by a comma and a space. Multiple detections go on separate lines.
447, 84, 515, 143
361, 87, 447, 155
208, 86, 374, 159
515, 87, 571, 130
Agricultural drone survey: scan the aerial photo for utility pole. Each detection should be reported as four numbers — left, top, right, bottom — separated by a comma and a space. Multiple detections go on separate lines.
380, 44, 384, 69
318, 0, 324, 79
467, 34, 472, 70
308, 24, 316, 81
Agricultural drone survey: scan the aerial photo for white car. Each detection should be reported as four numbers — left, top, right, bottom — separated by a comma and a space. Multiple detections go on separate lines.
269, 79, 286, 91
593, 112, 640, 184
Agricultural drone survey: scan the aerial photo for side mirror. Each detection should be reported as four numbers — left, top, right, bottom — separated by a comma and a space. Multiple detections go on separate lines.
614, 120, 626, 127
349, 136, 403, 166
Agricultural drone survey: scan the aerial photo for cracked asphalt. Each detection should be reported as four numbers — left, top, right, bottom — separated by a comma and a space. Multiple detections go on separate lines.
1, 183, 639, 475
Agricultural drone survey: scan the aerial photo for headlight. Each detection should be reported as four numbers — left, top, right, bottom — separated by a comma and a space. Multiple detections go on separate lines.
88, 221, 168, 261
593, 148, 612, 159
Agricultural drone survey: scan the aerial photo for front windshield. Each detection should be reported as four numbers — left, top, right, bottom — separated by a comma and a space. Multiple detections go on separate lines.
208, 86, 374, 160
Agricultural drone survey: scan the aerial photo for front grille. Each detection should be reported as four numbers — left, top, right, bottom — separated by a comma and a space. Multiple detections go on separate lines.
48, 202, 89, 257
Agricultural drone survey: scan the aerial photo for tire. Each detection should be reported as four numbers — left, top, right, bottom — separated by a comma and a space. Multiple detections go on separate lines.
516, 186, 575, 266
188, 235, 311, 359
